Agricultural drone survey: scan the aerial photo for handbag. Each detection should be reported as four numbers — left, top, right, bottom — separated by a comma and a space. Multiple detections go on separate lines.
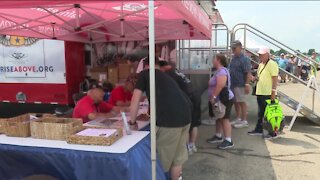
212, 101, 226, 119
252, 60, 270, 96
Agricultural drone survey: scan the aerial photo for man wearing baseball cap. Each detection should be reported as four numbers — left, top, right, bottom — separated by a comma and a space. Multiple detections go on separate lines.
248, 46, 279, 139
229, 40, 252, 128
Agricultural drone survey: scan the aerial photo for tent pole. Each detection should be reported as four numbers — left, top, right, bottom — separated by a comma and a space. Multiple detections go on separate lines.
120, 2, 124, 37
148, 0, 156, 180
75, 5, 80, 29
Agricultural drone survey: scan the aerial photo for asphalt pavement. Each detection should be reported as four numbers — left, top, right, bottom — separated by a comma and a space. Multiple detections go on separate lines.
183, 91, 320, 180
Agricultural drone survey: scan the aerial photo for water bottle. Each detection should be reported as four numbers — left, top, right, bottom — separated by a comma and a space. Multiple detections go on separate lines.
121, 112, 132, 135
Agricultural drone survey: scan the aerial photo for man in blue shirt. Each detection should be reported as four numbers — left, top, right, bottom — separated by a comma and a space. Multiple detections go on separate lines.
229, 40, 252, 128
277, 53, 288, 83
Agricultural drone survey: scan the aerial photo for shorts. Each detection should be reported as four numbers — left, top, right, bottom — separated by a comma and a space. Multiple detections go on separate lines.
279, 71, 286, 77
212, 99, 233, 120
233, 87, 246, 102
156, 124, 190, 171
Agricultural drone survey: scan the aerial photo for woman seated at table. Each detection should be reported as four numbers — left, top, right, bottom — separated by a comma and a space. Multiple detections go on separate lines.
73, 88, 120, 123
108, 75, 137, 107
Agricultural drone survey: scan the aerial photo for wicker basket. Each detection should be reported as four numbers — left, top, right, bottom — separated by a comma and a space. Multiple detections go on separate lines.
4, 114, 33, 137
33, 113, 56, 118
67, 127, 123, 146
3, 113, 56, 137
0, 118, 7, 134
31, 117, 83, 140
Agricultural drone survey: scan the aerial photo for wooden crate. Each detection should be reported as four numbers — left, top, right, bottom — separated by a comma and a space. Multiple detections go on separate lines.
0, 118, 7, 134
90, 67, 108, 81
118, 63, 135, 79
31, 118, 83, 140
108, 65, 119, 85
67, 127, 123, 146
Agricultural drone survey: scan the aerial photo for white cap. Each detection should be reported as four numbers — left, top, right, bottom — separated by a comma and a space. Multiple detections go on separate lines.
257, 46, 270, 55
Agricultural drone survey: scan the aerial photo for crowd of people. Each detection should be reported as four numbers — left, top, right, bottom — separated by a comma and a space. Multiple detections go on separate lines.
275, 51, 319, 82
71, 41, 284, 180
205, 41, 280, 146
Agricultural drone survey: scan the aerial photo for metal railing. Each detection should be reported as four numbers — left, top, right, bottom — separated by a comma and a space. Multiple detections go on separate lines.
232, 23, 318, 113
246, 48, 318, 113
245, 49, 317, 115
245, 48, 311, 87
231, 23, 320, 74
177, 23, 230, 76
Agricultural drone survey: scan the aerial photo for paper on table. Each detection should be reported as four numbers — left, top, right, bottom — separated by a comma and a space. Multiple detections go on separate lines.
87, 116, 119, 126
108, 116, 127, 121
76, 128, 117, 137
92, 116, 108, 122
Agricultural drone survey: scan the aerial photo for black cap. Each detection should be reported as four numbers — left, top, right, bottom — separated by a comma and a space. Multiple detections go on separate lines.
158, 61, 169, 67
143, 57, 160, 66
231, 40, 242, 48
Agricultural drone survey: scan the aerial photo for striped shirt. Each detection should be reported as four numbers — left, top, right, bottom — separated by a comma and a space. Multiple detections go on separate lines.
229, 53, 251, 88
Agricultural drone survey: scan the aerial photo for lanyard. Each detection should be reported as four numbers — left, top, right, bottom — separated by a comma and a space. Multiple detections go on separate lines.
258, 60, 270, 78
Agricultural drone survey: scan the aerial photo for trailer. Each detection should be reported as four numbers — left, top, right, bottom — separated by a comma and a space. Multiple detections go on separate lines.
0, 36, 85, 117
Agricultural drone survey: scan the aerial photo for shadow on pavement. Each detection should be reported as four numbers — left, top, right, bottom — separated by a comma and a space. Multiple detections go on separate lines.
272, 137, 319, 149
285, 116, 320, 136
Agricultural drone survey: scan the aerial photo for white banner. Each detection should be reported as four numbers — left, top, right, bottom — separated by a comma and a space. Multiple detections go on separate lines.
0, 37, 66, 84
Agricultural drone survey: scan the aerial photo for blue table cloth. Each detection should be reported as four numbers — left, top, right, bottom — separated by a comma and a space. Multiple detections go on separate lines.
0, 134, 166, 180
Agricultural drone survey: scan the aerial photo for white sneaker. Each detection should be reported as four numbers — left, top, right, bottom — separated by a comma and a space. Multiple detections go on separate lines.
192, 145, 197, 153
202, 118, 216, 126
230, 118, 241, 125
233, 120, 249, 128
187, 144, 197, 155
187, 145, 193, 155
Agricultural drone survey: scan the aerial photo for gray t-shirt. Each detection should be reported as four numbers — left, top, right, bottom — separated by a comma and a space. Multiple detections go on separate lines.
229, 53, 251, 88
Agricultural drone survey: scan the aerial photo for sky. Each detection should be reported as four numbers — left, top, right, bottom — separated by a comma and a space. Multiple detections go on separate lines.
216, 1, 320, 52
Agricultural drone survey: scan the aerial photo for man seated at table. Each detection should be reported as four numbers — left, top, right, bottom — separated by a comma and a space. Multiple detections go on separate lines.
108, 75, 137, 107
73, 88, 119, 123
129, 57, 192, 180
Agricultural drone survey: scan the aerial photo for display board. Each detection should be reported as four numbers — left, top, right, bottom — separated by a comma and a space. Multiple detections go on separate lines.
0, 36, 66, 84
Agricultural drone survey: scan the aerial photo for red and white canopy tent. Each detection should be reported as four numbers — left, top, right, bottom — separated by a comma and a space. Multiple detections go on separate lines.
0, 1, 211, 42
0, 1, 212, 179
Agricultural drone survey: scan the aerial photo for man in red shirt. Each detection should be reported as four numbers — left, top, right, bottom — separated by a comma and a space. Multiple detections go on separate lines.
73, 88, 118, 123
108, 75, 137, 106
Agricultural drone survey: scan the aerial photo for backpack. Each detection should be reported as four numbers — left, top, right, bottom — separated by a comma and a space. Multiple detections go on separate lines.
263, 99, 285, 134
